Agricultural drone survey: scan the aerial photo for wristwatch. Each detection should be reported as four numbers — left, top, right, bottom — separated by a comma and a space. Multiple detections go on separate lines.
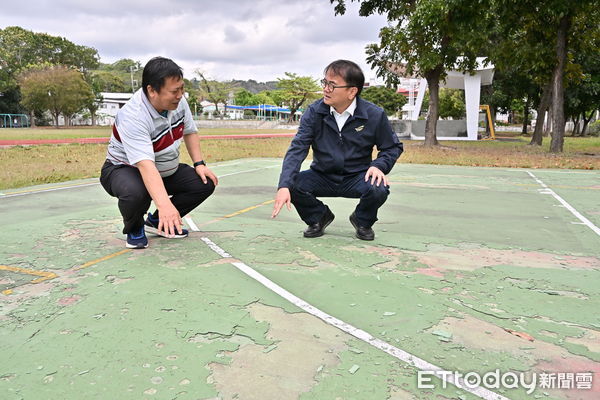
193, 160, 206, 167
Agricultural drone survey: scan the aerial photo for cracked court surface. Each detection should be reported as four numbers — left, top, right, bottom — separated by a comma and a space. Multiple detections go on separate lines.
0, 158, 599, 400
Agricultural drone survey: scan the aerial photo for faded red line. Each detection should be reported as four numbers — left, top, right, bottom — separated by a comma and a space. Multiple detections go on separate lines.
0, 137, 110, 145
0, 133, 295, 146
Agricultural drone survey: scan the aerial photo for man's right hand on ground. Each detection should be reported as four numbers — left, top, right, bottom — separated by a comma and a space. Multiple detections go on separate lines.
136, 160, 184, 237
157, 202, 183, 237
271, 187, 292, 218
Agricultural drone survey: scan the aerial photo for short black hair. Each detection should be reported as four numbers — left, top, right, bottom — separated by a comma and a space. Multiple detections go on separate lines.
142, 57, 183, 95
324, 60, 365, 96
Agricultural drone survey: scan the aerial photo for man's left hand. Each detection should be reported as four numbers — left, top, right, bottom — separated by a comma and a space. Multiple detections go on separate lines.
365, 166, 388, 187
195, 165, 219, 186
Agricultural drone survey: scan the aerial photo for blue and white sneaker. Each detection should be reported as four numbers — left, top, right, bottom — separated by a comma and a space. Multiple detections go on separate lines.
126, 226, 148, 249
144, 212, 188, 238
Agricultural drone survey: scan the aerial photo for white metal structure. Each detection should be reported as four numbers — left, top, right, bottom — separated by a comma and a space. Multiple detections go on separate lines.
408, 58, 495, 140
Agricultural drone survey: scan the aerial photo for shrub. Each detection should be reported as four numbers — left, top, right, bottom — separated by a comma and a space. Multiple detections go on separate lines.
588, 120, 600, 137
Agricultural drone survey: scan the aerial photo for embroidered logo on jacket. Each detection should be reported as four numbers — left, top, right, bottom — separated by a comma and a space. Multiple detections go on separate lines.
355, 125, 365, 132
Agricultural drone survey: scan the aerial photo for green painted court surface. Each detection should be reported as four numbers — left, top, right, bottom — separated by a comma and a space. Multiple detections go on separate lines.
1, 159, 599, 400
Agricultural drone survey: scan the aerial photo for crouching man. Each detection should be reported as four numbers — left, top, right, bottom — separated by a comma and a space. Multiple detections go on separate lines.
100, 56, 218, 248
271, 60, 403, 240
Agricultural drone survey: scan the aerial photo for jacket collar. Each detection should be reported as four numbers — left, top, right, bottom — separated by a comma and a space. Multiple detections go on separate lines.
316, 96, 368, 120
330, 98, 356, 117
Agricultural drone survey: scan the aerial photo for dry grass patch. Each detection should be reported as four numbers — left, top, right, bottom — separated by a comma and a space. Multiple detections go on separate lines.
401, 137, 600, 169
0, 138, 292, 189
0, 126, 294, 140
1, 134, 598, 190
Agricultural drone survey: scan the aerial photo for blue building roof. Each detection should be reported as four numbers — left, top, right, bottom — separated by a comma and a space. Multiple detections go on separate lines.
226, 104, 292, 113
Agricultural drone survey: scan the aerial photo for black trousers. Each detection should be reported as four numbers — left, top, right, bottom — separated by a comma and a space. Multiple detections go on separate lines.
290, 169, 390, 228
100, 161, 215, 234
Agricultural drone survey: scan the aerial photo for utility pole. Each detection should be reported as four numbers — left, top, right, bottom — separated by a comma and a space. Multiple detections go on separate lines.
129, 65, 139, 93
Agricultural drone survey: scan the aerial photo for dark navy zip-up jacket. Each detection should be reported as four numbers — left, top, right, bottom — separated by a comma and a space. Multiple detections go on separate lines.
278, 97, 403, 188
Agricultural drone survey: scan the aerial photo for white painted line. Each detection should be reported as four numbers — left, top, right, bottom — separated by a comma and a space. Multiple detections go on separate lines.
507, 168, 596, 175
1, 163, 280, 199
210, 161, 243, 168
529, 170, 596, 175
0, 182, 100, 198
219, 165, 279, 178
201, 237, 232, 258
182, 164, 279, 227
184, 216, 200, 232
199, 236, 507, 400
211, 160, 279, 168
527, 171, 600, 236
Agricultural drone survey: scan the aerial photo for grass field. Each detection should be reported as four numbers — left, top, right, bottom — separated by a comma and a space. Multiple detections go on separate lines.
0, 126, 294, 140
1, 127, 599, 189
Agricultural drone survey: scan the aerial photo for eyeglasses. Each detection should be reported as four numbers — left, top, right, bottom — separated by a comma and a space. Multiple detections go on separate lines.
320, 78, 354, 91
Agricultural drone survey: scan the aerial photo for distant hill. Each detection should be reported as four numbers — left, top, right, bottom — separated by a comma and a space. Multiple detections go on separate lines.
230, 79, 278, 94
90, 62, 279, 94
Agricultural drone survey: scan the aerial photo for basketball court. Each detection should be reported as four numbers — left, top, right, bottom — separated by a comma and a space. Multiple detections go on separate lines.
1, 159, 599, 399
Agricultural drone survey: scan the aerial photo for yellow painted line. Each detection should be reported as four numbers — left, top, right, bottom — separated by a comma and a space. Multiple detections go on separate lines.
74, 249, 131, 271
2, 181, 98, 196
223, 200, 274, 218
1, 198, 275, 294
73, 200, 273, 270
196, 199, 274, 228
0, 265, 59, 292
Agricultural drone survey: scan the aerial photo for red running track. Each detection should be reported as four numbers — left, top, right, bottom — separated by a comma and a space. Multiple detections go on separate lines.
0, 133, 296, 146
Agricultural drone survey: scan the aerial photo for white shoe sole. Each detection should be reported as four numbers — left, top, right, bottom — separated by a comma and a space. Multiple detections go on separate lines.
126, 242, 148, 249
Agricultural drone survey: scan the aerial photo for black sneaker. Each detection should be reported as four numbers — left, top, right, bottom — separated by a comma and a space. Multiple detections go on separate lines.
303, 207, 335, 238
349, 212, 375, 241
126, 226, 148, 249
144, 212, 189, 238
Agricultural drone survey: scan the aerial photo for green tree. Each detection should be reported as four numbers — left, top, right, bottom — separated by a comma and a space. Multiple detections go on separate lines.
234, 88, 256, 106
361, 86, 407, 116
438, 88, 465, 120
196, 71, 236, 118
103, 59, 141, 72
253, 91, 275, 105
0, 26, 99, 113
563, 14, 600, 137
266, 90, 286, 107
186, 90, 201, 117
19, 65, 94, 127
94, 59, 143, 92
88, 70, 127, 92
565, 58, 600, 136
0, 65, 22, 115
275, 72, 320, 123
0, 26, 99, 75
493, 0, 599, 152
331, 0, 494, 146
486, 11, 557, 145
83, 72, 108, 126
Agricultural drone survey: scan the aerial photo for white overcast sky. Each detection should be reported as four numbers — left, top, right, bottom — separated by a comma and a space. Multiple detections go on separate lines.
0, 0, 389, 83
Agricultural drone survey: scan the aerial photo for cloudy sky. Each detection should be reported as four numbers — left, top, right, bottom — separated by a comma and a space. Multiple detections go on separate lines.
1, 0, 389, 83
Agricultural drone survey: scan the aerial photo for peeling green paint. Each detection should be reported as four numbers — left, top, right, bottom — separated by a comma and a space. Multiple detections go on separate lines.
1, 161, 599, 399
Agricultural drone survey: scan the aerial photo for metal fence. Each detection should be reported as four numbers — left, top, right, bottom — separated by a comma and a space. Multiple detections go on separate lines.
0, 114, 30, 128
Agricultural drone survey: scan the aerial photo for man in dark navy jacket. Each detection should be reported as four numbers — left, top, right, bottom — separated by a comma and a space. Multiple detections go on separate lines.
271, 60, 403, 240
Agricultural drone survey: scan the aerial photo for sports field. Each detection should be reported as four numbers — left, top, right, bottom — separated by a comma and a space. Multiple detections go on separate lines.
1, 159, 599, 400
